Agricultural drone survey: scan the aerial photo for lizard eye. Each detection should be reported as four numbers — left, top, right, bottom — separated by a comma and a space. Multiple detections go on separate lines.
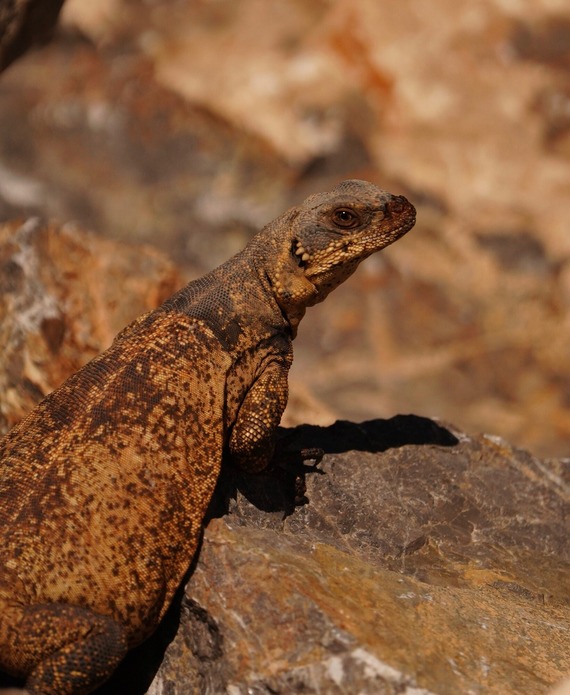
332, 208, 360, 229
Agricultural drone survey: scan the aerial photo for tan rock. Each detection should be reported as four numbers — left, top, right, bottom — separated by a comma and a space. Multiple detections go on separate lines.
143, 418, 569, 694
0, 218, 180, 435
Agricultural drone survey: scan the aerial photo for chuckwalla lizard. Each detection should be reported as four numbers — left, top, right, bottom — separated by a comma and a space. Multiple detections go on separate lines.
0, 179, 416, 694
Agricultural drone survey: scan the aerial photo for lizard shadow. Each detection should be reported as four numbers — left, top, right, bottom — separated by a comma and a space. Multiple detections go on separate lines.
211, 413, 459, 517
0, 415, 457, 694
277, 413, 459, 456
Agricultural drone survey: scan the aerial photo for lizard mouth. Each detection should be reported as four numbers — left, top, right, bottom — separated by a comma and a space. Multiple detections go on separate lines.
292, 238, 310, 270
291, 221, 414, 278
292, 236, 357, 278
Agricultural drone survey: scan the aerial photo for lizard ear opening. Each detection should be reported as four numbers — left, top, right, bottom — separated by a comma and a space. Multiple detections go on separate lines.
271, 238, 318, 313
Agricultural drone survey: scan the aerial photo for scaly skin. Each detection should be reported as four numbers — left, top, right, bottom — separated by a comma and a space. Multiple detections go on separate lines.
0, 179, 415, 694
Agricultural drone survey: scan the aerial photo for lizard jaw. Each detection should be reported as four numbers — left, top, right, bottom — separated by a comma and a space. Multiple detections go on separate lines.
293, 210, 416, 283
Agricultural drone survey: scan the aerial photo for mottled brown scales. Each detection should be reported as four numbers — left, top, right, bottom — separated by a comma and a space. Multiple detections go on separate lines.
0, 180, 415, 694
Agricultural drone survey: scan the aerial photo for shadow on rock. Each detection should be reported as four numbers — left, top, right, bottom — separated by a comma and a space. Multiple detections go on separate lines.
278, 414, 459, 454
211, 414, 459, 517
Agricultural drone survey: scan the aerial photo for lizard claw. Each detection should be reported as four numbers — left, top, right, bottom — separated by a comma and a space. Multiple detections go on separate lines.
271, 446, 324, 474
298, 447, 324, 468
257, 446, 325, 508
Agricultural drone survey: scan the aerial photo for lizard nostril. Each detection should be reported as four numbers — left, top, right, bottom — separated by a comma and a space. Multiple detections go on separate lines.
388, 196, 405, 215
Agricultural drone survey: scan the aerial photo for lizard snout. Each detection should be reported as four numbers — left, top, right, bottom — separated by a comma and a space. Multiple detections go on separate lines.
386, 194, 415, 219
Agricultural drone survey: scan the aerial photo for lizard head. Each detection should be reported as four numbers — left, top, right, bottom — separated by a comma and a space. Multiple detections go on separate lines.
263, 179, 416, 333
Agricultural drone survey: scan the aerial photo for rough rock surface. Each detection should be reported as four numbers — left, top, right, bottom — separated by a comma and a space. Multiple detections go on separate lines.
86, 418, 568, 695
0, 218, 180, 435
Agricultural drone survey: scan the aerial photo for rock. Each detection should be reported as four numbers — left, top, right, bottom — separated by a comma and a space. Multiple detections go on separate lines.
0, 0, 65, 72
90, 418, 568, 695
0, 218, 180, 435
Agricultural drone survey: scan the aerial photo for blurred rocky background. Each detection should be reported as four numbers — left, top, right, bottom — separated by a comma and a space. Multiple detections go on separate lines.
1, 0, 570, 456
0, 2, 569, 695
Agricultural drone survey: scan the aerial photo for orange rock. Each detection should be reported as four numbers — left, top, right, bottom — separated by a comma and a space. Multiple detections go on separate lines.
0, 218, 180, 435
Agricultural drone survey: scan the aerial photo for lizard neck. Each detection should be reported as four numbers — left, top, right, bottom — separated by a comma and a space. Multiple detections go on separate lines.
244, 221, 317, 340
159, 250, 293, 353
252, 258, 307, 339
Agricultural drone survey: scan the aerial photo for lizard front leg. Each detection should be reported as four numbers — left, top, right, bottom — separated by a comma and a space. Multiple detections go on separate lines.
228, 361, 289, 473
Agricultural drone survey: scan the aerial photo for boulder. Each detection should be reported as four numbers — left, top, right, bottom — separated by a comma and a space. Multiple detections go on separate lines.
100, 419, 569, 694
0, 218, 180, 436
